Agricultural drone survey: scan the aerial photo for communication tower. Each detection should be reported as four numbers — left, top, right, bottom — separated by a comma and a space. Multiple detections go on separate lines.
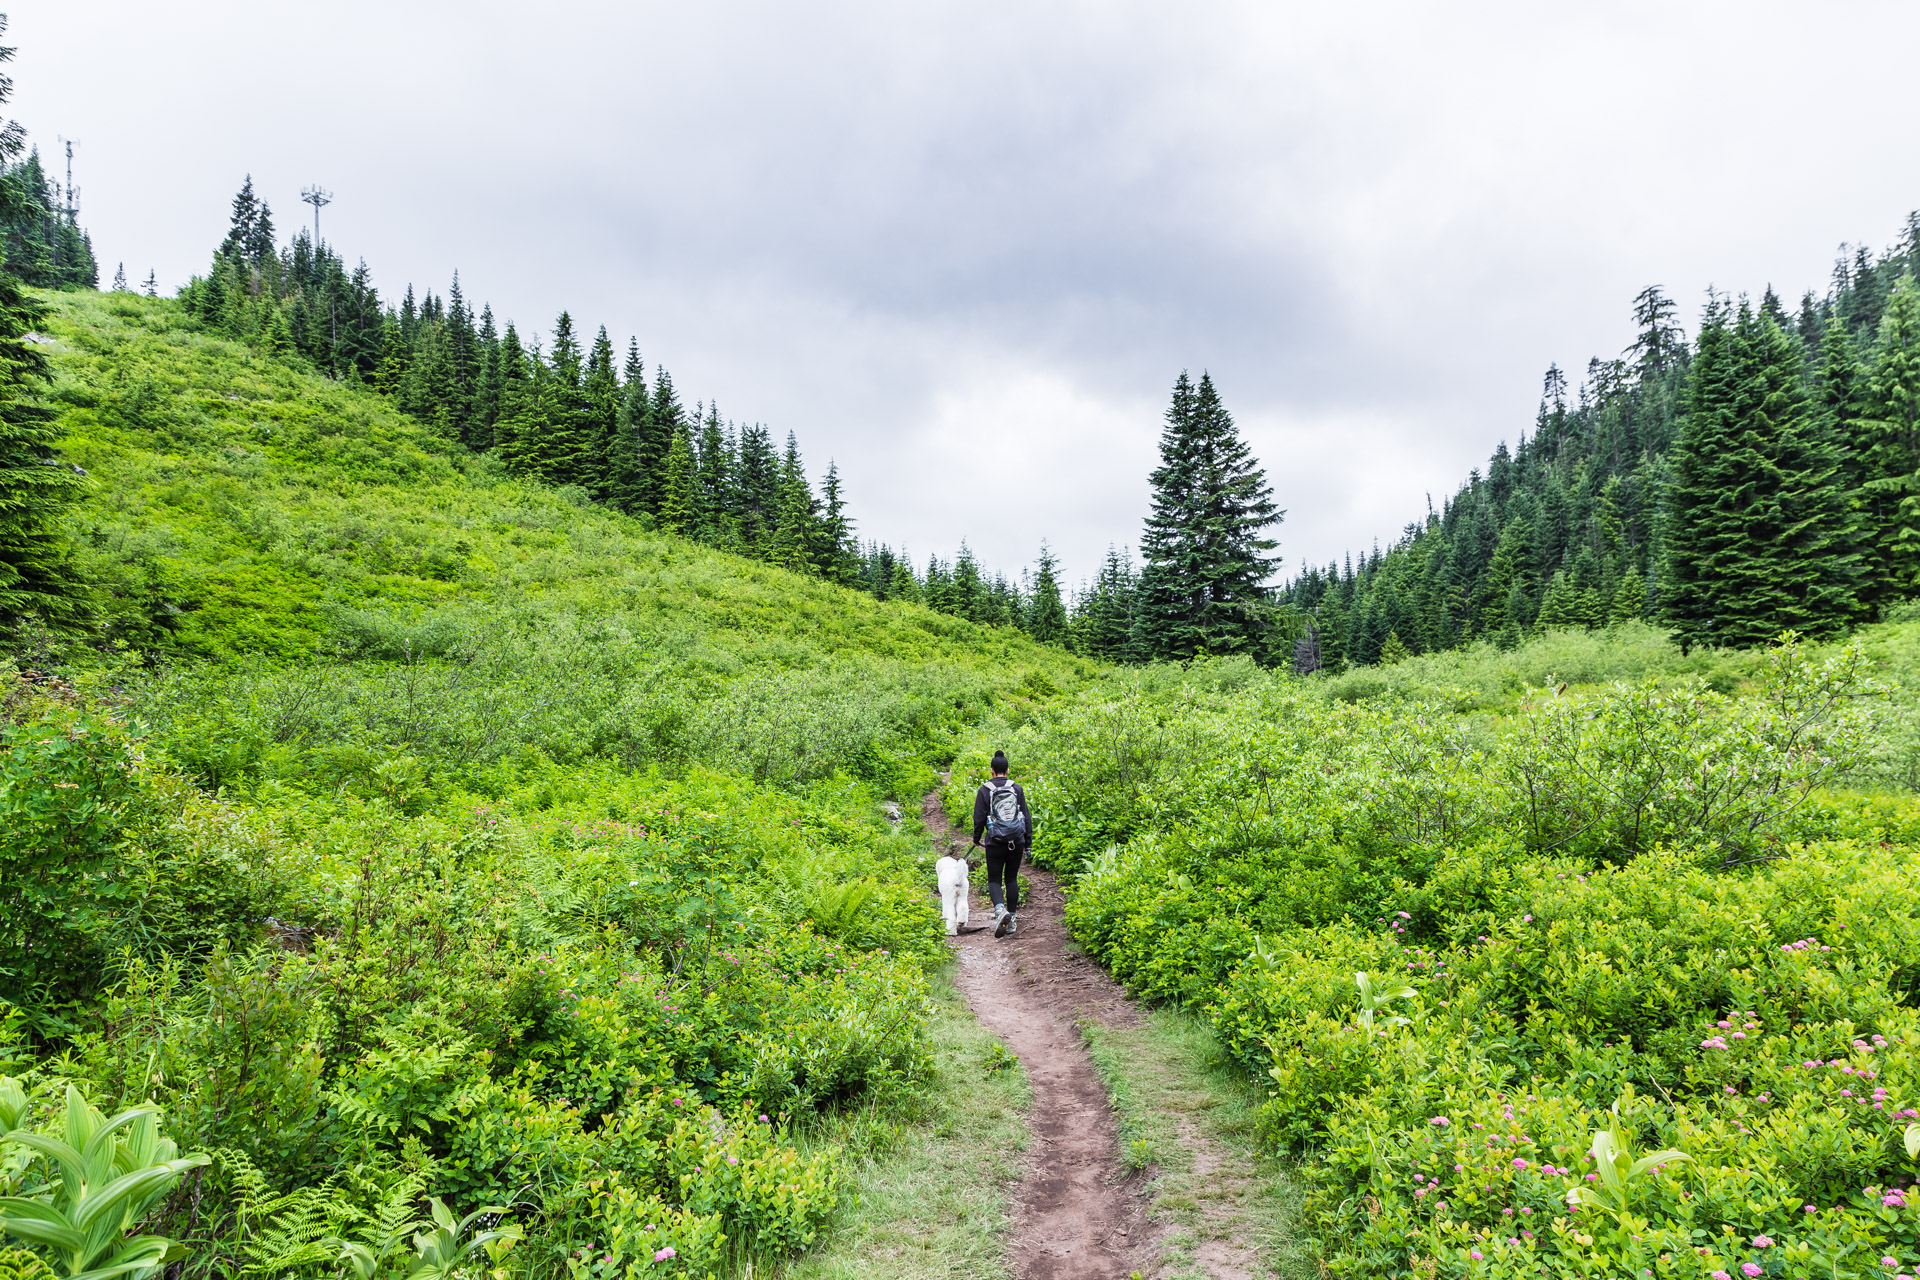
300, 185, 333, 243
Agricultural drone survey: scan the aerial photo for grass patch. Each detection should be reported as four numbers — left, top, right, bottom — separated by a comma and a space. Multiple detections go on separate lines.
779, 965, 1029, 1280
1082, 1010, 1313, 1280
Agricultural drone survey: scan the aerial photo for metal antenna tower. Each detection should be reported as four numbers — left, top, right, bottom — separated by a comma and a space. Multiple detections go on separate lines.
56, 137, 78, 224
300, 185, 333, 244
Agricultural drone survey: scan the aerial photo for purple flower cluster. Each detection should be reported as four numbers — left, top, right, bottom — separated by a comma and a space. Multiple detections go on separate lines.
1780, 935, 1833, 952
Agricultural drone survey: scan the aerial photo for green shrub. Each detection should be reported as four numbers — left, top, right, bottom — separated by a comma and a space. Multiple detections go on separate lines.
1002, 634, 1920, 1276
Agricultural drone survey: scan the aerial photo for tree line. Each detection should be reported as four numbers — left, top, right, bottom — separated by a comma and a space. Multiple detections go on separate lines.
1275, 215, 1920, 669
1, 147, 96, 291
1056, 213, 1920, 671
0, 16, 89, 630
174, 177, 1090, 640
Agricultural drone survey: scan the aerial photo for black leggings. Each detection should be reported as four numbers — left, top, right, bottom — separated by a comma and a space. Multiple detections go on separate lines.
985, 842, 1023, 911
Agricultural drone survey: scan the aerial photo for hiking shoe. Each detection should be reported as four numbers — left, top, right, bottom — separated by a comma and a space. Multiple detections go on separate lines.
1005, 912, 1018, 936
995, 910, 1014, 938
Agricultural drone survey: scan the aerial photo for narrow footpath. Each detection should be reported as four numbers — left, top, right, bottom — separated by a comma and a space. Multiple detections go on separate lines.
922, 787, 1155, 1279
923, 785, 1284, 1280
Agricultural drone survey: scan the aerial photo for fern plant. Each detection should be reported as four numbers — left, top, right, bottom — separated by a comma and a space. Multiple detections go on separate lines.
0, 1078, 209, 1280
0, 1247, 53, 1280
333, 1163, 435, 1280
217, 1149, 351, 1279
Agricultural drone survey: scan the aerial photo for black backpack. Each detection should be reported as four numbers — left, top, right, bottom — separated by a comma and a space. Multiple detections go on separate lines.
984, 779, 1027, 842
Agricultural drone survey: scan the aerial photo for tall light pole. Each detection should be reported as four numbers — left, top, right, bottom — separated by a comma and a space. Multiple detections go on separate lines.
300, 185, 333, 244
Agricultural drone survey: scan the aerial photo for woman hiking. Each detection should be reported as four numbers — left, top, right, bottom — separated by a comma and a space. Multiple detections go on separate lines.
971, 750, 1033, 938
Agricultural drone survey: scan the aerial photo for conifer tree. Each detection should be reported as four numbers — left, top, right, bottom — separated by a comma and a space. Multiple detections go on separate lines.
1858, 275, 1920, 602
889, 554, 921, 603
111, 262, 126, 292
768, 433, 818, 573
470, 305, 501, 447
1666, 299, 1858, 646
640, 368, 683, 516
657, 427, 696, 534
951, 544, 986, 622
1135, 371, 1282, 659
142, 269, 156, 298
732, 423, 781, 555
0, 38, 79, 625
582, 326, 619, 498
538, 313, 592, 484
607, 340, 649, 514
1025, 542, 1068, 644
1608, 567, 1646, 623
444, 274, 480, 445
220, 176, 262, 262
1070, 546, 1138, 661
1534, 569, 1577, 631
492, 325, 540, 474
1315, 588, 1351, 671
695, 406, 733, 544
814, 461, 859, 584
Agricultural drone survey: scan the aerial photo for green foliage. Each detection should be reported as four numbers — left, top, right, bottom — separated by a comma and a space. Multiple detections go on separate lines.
1134, 371, 1281, 661
0, 1079, 209, 1280
1667, 298, 1860, 646
1565, 1099, 1692, 1226
0, 287, 1102, 1279
0, 696, 141, 1003
992, 629, 1920, 1276
1351, 972, 1415, 1036
1284, 226, 1920, 666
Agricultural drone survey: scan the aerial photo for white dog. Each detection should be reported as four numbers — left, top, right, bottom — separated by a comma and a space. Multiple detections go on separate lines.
936, 851, 971, 936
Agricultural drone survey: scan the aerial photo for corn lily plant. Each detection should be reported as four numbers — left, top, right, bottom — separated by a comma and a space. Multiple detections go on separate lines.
1564, 1104, 1691, 1224
401, 1198, 520, 1280
1353, 971, 1416, 1035
0, 1078, 209, 1280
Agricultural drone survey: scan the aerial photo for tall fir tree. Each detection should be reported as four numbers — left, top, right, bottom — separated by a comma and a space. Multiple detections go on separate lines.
538, 312, 593, 485
657, 426, 696, 534
0, 33, 81, 626
1665, 299, 1858, 646
768, 433, 818, 573
1135, 371, 1282, 659
582, 326, 620, 499
1025, 542, 1068, 644
492, 324, 542, 475
607, 339, 649, 514
1858, 275, 1920, 604
813, 461, 859, 584
640, 367, 683, 516
695, 405, 733, 544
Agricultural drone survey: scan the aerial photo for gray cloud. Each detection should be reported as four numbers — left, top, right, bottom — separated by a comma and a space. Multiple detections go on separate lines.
21, 0, 1920, 586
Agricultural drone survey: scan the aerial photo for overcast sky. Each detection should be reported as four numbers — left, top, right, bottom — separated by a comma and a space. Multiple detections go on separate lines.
18, 1, 1920, 587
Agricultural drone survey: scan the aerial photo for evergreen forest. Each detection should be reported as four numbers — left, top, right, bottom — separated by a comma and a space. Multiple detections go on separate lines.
173, 177, 1071, 642
1274, 228, 1920, 669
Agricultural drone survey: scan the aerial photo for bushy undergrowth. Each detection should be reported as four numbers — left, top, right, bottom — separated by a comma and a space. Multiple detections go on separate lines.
1, 291, 1089, 1279
3, 676, 950, 1277
964, 631, 1920, 1278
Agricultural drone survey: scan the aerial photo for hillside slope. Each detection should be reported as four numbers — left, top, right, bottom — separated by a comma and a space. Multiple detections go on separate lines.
44, 291, 1071, 672
1, 290, 1085, 1280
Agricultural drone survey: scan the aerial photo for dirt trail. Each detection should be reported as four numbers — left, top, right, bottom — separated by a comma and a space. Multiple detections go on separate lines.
922, 788, 1155, 1279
